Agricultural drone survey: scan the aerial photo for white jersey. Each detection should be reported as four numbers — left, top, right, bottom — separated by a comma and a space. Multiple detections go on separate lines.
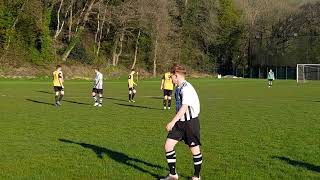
178, 81, 200, 121
268, 72, 275, 80
94, 72, 103, 89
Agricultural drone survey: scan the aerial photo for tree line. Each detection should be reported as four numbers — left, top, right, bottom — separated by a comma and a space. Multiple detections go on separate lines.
0, 0, 320, 76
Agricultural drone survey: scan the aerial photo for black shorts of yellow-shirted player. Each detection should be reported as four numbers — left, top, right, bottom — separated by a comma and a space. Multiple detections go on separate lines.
161, 64, 202, 180
161, 72, 174, 110
128, 69, 137, 102
92, 68, 104, 107
53, 65, 64, 107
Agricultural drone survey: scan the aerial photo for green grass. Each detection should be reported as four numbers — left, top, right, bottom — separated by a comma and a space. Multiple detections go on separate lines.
0, 79, 319, 179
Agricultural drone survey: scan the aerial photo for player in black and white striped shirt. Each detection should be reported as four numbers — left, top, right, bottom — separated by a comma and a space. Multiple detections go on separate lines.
92, 68, 103, 107
161, 64, 202, 180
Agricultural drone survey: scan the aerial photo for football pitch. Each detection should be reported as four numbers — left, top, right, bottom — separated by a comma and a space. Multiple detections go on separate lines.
0, 78, 319, 179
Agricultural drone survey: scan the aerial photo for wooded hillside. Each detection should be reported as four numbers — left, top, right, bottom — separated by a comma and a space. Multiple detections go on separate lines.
0, 0, 319, 76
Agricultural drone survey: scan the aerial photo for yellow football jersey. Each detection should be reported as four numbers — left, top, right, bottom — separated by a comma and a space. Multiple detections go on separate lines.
53, 70, 63, 87
128, 72, 136, 88
162, 72, 174, 90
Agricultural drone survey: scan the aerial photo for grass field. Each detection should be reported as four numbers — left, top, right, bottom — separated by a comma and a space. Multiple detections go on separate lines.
0, 78, 319, 179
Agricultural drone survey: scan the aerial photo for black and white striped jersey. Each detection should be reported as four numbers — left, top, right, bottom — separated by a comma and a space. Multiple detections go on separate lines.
94, 72, 103, 89
176, 81, 200, 121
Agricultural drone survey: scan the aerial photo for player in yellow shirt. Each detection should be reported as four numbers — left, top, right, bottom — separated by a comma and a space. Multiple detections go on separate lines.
53, 65, 64, 106
128, 69, 137, 102
161, 72, 174, 110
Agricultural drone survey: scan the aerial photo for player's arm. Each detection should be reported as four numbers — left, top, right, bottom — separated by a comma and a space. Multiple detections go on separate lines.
58, 73, 64, 88
160, 75, 165, 90
166, 104, 188, 131
94, 79, 99, 88
94, 75, 101, 88
161, 79, 164, 90
133, 78, 137, 86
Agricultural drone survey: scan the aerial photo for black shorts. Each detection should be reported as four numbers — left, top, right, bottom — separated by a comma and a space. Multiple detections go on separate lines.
92, 88, 103, 94
54, 86, 64, 92
163, 89, 173, 96
167, 117, 201, 147
268, 79, 273, 82
129, 87, 135, 91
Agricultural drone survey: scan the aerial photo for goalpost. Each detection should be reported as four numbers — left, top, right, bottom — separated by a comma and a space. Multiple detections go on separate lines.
296, 64, 320, 83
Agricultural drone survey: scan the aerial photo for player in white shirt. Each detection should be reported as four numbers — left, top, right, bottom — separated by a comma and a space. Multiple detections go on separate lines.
161, 64, 202, 180
267, 69, 275, 88
92, 68, 103, 107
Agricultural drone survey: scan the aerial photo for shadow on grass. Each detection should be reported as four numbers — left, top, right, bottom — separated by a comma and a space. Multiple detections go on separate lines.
37, 91, 90, 106
105, 97, 128, 102
148, 96, 163, 100
272, 156, 320, 173
63, 100, 91, 106
58, 138, 165, 178
26, 99, 54, 106
37, 90, 54, 94
114, 103, 161, 110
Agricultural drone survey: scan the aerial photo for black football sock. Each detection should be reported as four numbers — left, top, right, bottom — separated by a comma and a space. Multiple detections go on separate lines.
58, 94, 64, 102
193, 153, 202, 178
129, 94, 132, 101
168, 99, 172, 108
163, 99, 167, 107
93, 95, 97, 102
99, 95, 103, 104
131, 93, 135, 100
166, 150, 176, 175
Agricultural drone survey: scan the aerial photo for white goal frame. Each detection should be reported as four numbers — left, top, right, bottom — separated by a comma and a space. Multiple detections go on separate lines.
296, 64, 320, 83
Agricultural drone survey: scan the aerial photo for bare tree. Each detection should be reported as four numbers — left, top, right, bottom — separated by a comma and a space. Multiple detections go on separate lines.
54, 0, 65, 40
94, 0, 110, 58
61, 0, 97, 61
131, 29, 141, 69
68, 0, 74, 42
0, 1, 26, 62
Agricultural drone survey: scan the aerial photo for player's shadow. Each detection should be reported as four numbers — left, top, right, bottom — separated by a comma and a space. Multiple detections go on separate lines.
114, 103, 161, 110
63, 99, 91, 106
105, 97, 128, 102
36, 91, 90, 105
148, 96, 163, 100
58, 138, 164, 178
272, 156, 320, 173
26, 99, 54, 106
37, 90, 54, 94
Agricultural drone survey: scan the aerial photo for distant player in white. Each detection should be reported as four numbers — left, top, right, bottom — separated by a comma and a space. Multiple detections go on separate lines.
92, 68, 103, 107
268, 69, 275, 88
161, 64, 202, 180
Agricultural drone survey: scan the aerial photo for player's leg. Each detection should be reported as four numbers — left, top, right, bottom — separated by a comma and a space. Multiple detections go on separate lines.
98, 90, 103, 107
167, 91, 172, 109
190, 146, 202, 180
58, 89, 64, 105
187, 118, 202, 179
54, 87, 59, 106
131, 88, 136, 102
92, 89, 98, 106
163, 95, 168, 109
128, 89, 132, 102
162, 138, 179, 180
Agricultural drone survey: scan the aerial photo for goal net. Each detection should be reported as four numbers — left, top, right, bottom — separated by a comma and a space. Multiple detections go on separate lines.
297, 64, 320, 83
